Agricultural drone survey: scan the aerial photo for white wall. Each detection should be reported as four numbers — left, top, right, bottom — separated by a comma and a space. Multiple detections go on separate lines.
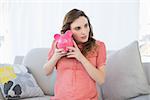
1, 0, 139, 63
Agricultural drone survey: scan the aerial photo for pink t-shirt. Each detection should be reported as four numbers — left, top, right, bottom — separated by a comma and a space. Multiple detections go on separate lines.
48, 40, 106, 100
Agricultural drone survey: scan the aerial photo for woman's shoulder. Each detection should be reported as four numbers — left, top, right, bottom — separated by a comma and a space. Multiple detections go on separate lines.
95, 40, 105, 47
86, 40, 105, 57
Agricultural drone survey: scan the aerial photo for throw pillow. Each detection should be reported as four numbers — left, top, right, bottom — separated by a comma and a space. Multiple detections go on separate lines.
0, 64, 44, 99
102, 41, 150, 100
0, 88, 4, 100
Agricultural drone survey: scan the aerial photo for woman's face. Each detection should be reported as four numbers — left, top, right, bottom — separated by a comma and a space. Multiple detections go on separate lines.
70, 16, 90, 44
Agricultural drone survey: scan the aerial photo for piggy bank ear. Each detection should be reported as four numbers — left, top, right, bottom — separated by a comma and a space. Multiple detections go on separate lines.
54, 34, 60, 40
65, 30, 73, 37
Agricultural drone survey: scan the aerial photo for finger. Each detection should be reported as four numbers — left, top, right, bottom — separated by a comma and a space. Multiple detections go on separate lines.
60, 53, 67, 56
67, 47, 76, 51
56, 48, 64, 53
55, 50, 62, 54
67, 52, 75, 56
60, 52, 67, 57
60, 51, 67, 54
53, 40, 57, 49
67, 55, 75, 58
68, 49, 73, 52
73, 40, 78, 48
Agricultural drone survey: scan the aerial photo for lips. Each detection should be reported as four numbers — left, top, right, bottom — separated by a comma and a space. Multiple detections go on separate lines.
81, 36, 87, 39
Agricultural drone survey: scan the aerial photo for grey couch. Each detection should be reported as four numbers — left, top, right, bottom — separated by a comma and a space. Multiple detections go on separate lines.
0, 41, 150, 100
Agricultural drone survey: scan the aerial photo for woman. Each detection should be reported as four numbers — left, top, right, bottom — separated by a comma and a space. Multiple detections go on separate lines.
43, 9, 106, 100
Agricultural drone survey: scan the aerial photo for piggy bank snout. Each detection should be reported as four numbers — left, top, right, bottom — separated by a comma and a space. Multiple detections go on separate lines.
54, 30, 73, 52
56, 39, 73, 52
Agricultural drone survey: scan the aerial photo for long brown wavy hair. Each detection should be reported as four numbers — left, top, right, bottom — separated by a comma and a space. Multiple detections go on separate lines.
61, 9, 96, 56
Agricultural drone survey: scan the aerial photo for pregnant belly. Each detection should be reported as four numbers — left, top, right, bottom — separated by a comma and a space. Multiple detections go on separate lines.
54, 70, 97, 98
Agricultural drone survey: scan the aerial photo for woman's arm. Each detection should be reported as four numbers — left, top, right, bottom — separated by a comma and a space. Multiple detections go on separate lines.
43, 55, 59, 76
79, 56, 105, 85
43, 41, 66, 76
67, 50, 105, 85
67, 40, 105, 85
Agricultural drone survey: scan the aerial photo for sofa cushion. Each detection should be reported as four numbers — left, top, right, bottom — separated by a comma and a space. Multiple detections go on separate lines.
102, 41, 150, 100
143, 63, 150, 85
0, 64, 44, 99
22, 48, 56, 96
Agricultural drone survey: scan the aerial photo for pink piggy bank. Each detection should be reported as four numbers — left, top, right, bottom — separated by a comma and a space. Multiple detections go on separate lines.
54, 30, 74, 52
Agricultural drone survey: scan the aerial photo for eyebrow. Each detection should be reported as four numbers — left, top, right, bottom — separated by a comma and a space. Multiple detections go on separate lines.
73, 23, 88, 29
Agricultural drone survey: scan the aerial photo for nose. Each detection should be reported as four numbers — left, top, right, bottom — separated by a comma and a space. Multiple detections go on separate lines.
81, 28, 87, 35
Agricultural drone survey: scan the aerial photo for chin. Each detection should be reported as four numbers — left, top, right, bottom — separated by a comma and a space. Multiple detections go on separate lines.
76, 38, 88, 44
80, 39, 88, 43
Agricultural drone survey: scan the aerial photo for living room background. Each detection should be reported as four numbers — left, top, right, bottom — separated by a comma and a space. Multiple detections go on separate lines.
0, 0, 142, 63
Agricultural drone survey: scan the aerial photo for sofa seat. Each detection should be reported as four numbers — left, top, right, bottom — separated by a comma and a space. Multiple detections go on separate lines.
1, 41, 150, 100
21, 95, 50, 100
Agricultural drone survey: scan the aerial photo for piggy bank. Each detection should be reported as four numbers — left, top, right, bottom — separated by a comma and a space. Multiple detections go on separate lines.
54, 30, 74, 52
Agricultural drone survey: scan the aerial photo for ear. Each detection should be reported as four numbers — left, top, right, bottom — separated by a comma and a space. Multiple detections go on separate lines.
54, 34, 60, 40
65, 30, 73, 37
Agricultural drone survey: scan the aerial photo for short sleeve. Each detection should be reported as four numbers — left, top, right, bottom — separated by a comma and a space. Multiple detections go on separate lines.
48, 40, 55, 61
96, 41, 106, 68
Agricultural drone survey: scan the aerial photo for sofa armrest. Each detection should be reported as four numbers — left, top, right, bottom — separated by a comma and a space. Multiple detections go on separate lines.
13, 56, 24, 64
143, 62, 150, 85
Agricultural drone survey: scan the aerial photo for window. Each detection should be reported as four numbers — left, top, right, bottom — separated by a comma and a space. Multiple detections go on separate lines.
139, 0, 150, 62
0, 1, 5, 63
0, 0, 11, 63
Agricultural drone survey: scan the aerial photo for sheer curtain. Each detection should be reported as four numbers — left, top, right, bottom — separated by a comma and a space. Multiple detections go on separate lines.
1, 1, 64, 63
0, 0, 139, 63
0, 0, 12, 63
139, 0, 150, 62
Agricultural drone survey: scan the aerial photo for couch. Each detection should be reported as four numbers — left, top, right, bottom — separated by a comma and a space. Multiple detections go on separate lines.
0, 41, 150, 100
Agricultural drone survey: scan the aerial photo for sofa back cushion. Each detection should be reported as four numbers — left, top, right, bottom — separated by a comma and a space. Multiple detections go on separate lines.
143, 63, 150, 85
22, 48, 56, 96
102, 41, 150, 100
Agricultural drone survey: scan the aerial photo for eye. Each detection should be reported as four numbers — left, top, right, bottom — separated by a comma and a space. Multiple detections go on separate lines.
84, 23, 88, 28
74, 27, 81, 30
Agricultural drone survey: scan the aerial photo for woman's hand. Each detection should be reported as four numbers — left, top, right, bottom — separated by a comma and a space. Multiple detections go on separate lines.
52, 41, 67, 60
43, 41, 66, 76
66, 40, 84, 61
